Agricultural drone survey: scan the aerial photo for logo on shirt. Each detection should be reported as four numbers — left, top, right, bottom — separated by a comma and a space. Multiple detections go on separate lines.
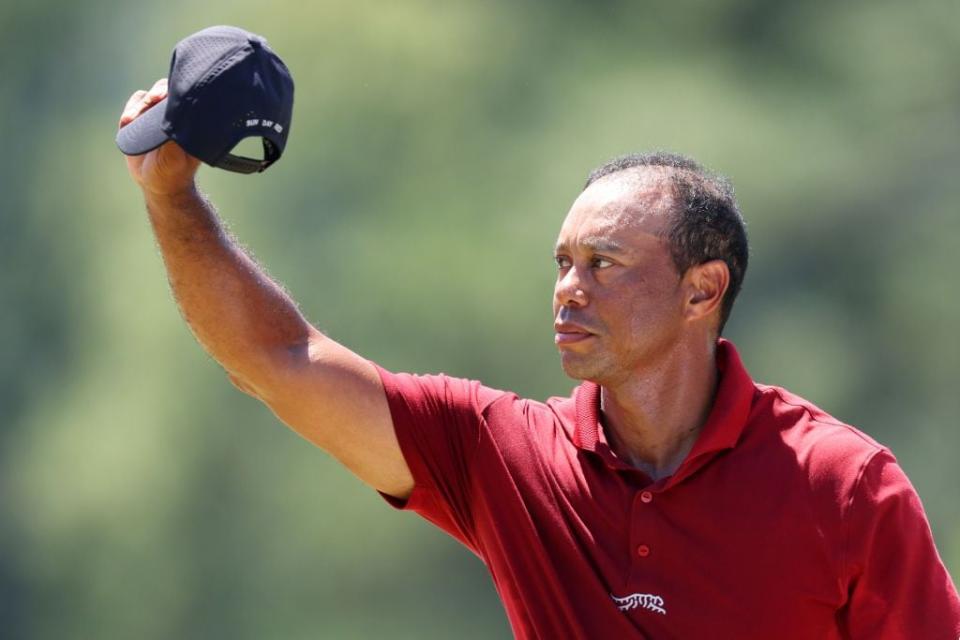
611, 592, 667, 616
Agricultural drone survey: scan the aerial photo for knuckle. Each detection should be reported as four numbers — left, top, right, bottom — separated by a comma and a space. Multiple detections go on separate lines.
124, 90, 146, 106
148, 78, 168, 95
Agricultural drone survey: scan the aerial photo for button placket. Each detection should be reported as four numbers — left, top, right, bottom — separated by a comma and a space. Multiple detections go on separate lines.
626, 486, 659, 585
635, 491, 654, 559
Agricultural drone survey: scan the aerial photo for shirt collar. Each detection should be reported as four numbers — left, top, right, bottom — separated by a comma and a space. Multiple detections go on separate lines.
572, 339, 756, 478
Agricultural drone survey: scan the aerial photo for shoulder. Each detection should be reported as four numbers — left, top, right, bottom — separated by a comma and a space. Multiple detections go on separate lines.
375, 365, 580, 450
375, 365, 514, 417
734, 383, 904, 573
742, 383, 892, 529
750, 382, 887, 469
476, 387, 578, 447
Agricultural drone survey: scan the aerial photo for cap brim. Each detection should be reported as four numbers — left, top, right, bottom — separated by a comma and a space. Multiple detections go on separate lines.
116, 97, 171, 155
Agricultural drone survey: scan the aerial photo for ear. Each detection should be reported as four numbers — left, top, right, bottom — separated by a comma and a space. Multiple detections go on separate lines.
682, 259, 730, 325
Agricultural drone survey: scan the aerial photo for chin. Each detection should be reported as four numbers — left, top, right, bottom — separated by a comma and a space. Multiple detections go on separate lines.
559, 352, 611, 383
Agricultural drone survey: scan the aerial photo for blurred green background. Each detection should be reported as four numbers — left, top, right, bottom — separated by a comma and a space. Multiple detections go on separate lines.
2, 0, 957, 637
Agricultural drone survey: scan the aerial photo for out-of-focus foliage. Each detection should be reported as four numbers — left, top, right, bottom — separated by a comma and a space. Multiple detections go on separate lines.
1, 0, 957, 637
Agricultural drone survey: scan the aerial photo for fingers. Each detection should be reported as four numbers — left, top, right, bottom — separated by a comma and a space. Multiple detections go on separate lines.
145, 77, 168, 102
119, 90, 147, 127
118, 78, 169, 129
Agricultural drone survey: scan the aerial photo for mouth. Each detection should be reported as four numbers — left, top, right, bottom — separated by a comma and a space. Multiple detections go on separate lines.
554, 323, 596, 346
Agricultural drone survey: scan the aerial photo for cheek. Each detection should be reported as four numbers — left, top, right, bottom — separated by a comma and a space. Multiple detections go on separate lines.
618, 279, 682, 331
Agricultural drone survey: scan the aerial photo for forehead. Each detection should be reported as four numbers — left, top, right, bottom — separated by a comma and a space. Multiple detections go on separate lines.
556, 170, 674, 249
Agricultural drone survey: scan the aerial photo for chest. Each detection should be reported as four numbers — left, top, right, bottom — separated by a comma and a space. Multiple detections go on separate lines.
472, 427, 848, 638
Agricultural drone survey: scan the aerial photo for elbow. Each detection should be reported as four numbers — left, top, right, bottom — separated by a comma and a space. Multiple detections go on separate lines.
226, 327, 328, 402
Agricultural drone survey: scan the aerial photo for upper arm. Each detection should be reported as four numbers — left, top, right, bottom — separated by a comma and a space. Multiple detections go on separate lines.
838, 450, 960, 637
238, 327, 414, 499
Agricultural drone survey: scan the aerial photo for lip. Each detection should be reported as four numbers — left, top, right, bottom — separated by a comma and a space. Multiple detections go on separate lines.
554, 323, 595, 345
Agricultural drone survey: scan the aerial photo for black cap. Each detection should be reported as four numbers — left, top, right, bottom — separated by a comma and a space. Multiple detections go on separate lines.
116, 25, 294, 174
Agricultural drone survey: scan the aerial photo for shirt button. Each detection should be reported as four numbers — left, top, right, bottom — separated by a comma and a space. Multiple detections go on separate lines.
636, 544, 651, 558
640, 491, 653, 504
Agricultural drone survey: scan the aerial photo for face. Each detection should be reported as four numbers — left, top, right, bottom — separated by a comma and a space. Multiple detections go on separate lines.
552, 172, 686, 386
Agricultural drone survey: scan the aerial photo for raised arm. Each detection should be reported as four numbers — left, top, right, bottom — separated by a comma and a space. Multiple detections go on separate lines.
119, 80, 413, 498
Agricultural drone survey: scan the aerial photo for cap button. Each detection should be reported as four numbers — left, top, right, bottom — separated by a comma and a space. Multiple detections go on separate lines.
249, 38, 263, 49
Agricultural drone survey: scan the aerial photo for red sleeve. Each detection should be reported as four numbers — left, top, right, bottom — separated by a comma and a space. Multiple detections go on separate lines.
372, 363, 507, 553
838, 449, 960, 638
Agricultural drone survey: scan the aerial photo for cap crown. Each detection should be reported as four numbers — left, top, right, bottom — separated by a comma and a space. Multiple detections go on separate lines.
164, 25, 294, 173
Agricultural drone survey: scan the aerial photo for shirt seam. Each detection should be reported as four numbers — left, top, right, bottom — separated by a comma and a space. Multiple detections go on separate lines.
758, 385, 881, 447
758, 384, 889, 587
467, 392, 525, 561
472, 391, 513, 467
839, 447, 885, 588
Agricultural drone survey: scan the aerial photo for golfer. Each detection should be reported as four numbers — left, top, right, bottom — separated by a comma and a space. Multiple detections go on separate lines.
119, 70, 960, 638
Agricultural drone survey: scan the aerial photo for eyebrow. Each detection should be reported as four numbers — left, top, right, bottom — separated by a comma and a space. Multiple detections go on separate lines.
554, 238, 627, 254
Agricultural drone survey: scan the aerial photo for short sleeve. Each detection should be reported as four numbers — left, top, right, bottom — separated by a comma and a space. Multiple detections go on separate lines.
372, 363, 508, 552
838, 449, 960, 638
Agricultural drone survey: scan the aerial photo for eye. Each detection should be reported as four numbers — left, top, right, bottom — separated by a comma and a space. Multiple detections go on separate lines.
555, 255, 572, 269
592, 256, 614, 269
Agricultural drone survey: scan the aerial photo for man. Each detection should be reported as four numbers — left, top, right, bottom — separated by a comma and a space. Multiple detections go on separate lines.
120, 80, 960, 639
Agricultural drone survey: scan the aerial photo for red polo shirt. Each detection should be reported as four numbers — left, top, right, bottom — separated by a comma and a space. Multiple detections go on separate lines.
374, 340, 960, 638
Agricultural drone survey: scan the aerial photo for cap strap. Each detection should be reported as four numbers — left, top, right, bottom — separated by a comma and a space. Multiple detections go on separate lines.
214, 137, 281, 174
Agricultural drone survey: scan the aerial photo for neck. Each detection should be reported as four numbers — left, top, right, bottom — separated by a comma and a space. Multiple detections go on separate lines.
599, 337, 719, 481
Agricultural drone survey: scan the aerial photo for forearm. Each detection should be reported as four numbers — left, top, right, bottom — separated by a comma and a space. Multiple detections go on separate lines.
144, 184, 311, 387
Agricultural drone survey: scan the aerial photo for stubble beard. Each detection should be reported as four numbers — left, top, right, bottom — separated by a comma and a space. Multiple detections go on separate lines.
559, 348, 619, 385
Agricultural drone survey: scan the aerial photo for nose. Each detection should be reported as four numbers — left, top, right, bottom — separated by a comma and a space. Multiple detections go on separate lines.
555, 265, 588, 308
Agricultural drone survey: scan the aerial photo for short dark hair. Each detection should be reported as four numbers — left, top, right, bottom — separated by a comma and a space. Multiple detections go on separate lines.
585, 152, 749, 334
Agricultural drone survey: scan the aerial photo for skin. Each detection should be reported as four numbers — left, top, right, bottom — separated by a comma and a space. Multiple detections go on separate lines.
553, 170, 730, 480
120, 79, 415, 499
120, 79, 729, 492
